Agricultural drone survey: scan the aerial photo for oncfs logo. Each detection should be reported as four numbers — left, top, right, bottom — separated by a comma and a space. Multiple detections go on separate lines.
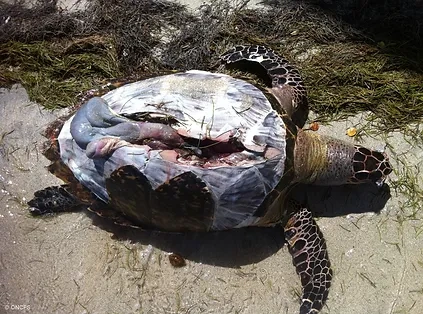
4, 304, 31, 311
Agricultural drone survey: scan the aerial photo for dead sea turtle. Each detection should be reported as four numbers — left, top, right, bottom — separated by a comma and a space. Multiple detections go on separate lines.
28, 45, 392, 314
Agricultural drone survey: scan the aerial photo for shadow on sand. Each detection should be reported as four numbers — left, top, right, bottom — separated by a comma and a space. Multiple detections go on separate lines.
81, 182, 391, 268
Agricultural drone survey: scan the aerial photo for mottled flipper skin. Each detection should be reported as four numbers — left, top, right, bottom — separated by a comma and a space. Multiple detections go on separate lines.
221, 45, 308, 127
28, 186, 82, 215
284, 207, 332, 314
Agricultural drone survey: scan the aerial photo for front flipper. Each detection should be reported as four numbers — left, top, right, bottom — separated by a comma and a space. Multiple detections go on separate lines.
28, 186, 82, 215
220, 45, 309, 127
284, 207, 332, 314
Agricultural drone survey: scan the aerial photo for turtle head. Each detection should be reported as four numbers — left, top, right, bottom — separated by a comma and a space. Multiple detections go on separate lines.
294, 130, 392, 186
349, 146, 392, 186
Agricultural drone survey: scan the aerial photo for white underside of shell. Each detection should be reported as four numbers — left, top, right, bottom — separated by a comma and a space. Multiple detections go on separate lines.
58, 70, 287, 230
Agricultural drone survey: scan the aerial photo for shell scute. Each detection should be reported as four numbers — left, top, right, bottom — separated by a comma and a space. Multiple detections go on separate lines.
106, 165, 153, 227
105, 165, 215, 232
151, 171, 215, 232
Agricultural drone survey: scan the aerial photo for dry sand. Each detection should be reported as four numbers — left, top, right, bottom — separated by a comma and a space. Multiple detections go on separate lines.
1, 1, 423, 314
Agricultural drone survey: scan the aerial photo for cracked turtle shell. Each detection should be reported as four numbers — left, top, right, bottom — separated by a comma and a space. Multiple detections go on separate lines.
56, 70, 296, 231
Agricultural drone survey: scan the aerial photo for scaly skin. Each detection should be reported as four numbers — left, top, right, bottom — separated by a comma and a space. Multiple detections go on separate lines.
284, 206, 332, 314
221, 44, 308, 127
294, 129, 392, 186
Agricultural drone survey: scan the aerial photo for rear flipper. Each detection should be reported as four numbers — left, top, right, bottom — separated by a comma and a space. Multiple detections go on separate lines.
284, 207, 332, 314
28, 186, 82, 215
